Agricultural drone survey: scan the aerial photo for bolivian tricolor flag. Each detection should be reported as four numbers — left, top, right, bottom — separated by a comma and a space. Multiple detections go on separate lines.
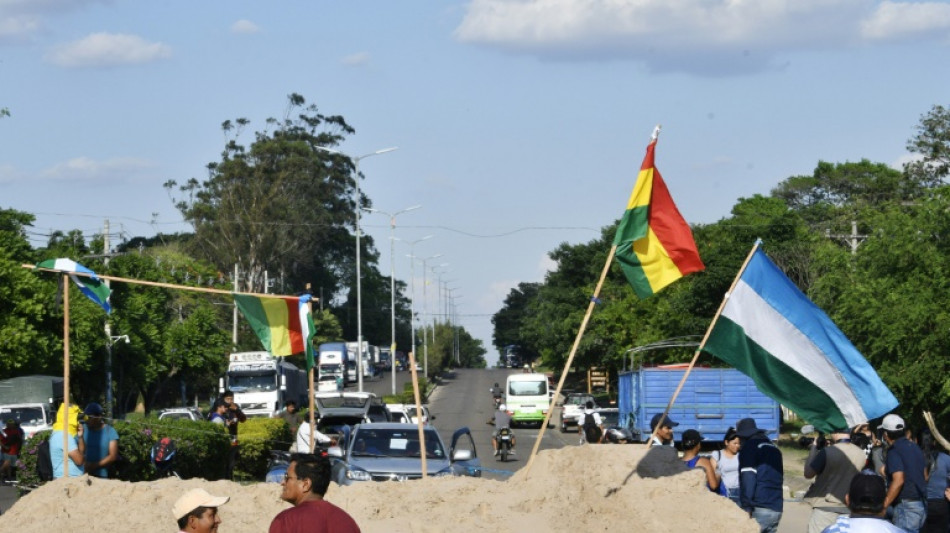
612, 131, 704, 298
234, 294, 316, 368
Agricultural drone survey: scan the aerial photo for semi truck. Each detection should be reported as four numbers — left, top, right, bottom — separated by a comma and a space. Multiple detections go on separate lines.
219, 352, 307, 417
0, 375, 64, 438
318, 342, 348, 391
618, 365, 781, 443
345, 341, 378, 381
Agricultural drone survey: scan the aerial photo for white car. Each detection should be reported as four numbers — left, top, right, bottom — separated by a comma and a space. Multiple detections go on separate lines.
387, 403, 433, 424
158, 407, 203, 421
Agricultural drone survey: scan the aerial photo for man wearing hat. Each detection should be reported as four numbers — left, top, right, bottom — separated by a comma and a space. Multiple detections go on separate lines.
173, 488, 229, 533
81, 402, 119, 478
821, 472, 905, 532
649, 413, 678, 447
880, 413, 927, 533
803, 427, 868, 533
736, 417, 784, 532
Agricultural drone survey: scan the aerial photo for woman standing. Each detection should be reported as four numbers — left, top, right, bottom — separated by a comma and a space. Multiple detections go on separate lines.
711, 427, 741, 504
920, 429, 950, 533
681, 429, 721, 493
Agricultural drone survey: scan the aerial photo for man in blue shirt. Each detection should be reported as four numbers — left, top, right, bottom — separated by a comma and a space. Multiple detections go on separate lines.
82, 402, 119, 478
881, 413, 928, 533
737, 417, 784, 533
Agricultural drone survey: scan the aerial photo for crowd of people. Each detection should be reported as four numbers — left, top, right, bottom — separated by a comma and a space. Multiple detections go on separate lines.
661, 412, 950, 533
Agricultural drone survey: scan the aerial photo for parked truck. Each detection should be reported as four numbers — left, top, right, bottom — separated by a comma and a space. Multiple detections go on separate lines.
618, 365, 781, 443
345, 341, 378, 381
219, 352, 307, 417
318, 342, 348, 391
0, 375, 64, 438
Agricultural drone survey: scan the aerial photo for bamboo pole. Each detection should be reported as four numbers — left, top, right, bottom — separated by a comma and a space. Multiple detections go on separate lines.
62, 274, 71, 475
407, 350, 427, 478
307, 295, 316, 453
524, 245, 619, 475
645, 240, 762, 447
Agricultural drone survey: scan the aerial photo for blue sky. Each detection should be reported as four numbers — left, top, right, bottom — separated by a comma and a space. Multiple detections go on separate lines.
2, 0, 949, 364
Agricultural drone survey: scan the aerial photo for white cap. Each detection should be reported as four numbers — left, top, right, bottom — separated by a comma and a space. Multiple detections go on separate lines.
880, 414, 905, 432
172, 488, 230, 520
499, 404, 507, 411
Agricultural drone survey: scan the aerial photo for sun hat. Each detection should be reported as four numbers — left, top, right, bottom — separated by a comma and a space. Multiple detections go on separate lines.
736, 418, 760, 438
172, 488, 230, 520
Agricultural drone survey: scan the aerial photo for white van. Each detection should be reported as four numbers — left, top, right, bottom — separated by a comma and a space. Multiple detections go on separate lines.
505, 374, 549, 427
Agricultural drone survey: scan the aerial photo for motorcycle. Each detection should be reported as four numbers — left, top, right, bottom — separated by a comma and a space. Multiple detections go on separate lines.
603, 426, 635, 444
497, 427, 513, 462
150, 437, 179, 479
265, 450, 292, 483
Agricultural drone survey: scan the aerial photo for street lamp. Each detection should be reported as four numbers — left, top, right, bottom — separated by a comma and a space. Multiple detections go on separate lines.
365, 205, 422, 395
104, 324, 129, 418
402, 236, 433, 387
314, 145, 398, 392
418, 254, 443, 378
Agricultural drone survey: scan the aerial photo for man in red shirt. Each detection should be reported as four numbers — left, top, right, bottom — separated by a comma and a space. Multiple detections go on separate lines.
0, 419, 24, 483
269, 453, 360, 533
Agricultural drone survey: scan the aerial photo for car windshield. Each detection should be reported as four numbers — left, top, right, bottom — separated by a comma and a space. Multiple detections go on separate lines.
227, 373, 277, 393
598, 411, 619, 426
316, 395, 371, 409
350, 428, 445, 459
0, 406, 46, 425
508, 381, 546, 396
162, 411, 195, 420
567, 395, 594, 406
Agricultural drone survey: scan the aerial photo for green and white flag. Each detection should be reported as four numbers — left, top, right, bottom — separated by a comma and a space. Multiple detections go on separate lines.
36, 258, 112, 314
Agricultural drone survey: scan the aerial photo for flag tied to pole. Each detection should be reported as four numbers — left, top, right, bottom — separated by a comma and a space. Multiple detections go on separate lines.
234, 294, 316, 369
612, 131, 704, 298
703, 247, 898, 433
35, 258, 112, 313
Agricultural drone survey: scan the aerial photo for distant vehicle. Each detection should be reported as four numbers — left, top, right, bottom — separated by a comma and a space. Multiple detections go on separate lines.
313, 392, 375, 440
367, 399, 392, 423
316, 373, 340, 393
319, 343, 350, 383
503, 345, 522, 369
158, 408, 203, 422
329, 423, 480, 485
378, 349, 392, 371
596, 408, 634, 444
387, 404, 434, 425
619, 366, 781, 443
505, 373, 549, 428
219, 352, 307, 417
0, 375, 64, 438
558, 393, 596, 433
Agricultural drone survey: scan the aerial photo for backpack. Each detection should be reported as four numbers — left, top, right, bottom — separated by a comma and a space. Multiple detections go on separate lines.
36, 437, 54, 482
582, 412, 602, 443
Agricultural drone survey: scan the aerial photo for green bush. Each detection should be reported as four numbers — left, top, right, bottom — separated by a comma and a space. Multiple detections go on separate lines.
233, 417, 291, 481
16, 430, 50, 494
136, 417, 230, 481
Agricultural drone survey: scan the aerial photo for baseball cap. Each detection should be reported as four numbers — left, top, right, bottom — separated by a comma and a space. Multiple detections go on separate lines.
848, 472, 886, 513
650, 413, 678, 430
84, 402, 103, 417
682, 429, 704, 445
880, 414, 905, 432
736, 418, 760, 438
172, 488, 230, 520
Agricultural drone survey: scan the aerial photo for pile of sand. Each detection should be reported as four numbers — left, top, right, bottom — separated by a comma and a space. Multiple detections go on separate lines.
0, 445, 758, 532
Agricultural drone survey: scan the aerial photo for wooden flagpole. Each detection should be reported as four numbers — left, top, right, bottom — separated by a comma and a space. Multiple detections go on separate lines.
62, 274, 71, 475
408, 350, 427, 478
524, 245, 619, 475
645, 239, 762, 447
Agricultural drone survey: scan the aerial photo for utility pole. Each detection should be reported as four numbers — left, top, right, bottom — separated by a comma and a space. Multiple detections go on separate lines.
825, 220, 867, 255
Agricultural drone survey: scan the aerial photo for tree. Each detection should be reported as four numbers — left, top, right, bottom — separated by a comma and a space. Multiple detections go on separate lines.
491, 282, 540, 360
906, 104, 950, 187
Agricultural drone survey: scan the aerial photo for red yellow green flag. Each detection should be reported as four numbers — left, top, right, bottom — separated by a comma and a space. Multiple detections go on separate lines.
612, 131, 704, 298
234, 294, 314, 361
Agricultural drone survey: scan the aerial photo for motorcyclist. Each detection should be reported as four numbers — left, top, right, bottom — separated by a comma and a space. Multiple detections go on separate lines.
490, 383, 503, 406
489, 403, 516, 456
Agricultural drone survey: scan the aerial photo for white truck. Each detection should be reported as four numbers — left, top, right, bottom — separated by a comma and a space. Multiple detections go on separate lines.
219, 352, 307, 417
0, 375, 64, 438
345, 341, 378, 381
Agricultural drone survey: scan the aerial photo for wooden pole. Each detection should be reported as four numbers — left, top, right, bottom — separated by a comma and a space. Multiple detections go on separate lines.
645, 240, 762, 447
62, 274, 71, 476
307, 296, 316, 453
524, 245, 619, 475
407, 350, 427, 478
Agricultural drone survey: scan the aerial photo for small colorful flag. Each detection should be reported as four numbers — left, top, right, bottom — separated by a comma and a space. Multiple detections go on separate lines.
702, 247, 898, 433
35, 258, 112, 313
235, 294, 315, 359
612, 130, 704, 298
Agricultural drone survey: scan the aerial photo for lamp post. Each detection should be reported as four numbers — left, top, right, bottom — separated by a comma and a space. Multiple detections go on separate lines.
314, 145, 397, 392
365, 205, 422, 396
104, 326, 129, 419
419, 254, 443, 379
402, 236, 433, 388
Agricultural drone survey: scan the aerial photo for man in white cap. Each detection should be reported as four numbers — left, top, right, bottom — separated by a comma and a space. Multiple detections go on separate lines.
880, 413, 927, 533
173, 488, 230, 533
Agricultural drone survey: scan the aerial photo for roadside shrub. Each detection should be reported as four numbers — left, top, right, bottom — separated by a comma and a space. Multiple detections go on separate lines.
234, 417, 290, 481
15, 430, 50, 495
146, 417, 230, 480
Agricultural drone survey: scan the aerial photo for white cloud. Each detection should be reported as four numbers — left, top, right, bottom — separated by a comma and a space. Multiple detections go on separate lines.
484, 279, 519, 310
0, 163, 23, 184
0, 15, 40, 43
38, 156, 154, 183
861, 1, 950, 41
537, 253, 556, 277
341, 51, 371, 66
455, 0, 950, 75
0, 0, 112, 43
45, 32, 171, 67
231, 19, 260, 34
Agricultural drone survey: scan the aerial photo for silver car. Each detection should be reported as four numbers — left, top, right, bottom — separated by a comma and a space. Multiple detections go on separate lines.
330, 423, 481, 484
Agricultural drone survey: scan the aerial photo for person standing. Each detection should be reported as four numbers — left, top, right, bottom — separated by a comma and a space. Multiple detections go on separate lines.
81, 402, 119, 478
0, 419, 24, 483
681, 429, 721, 493
649, 413, 678, 447
880, 414, 928, 533
802, 427, 867, 532
711, 427, 742, 504
209, 402, 227, 425
278, 401, 303, 437
294, 420, 334, 453
736, 417, 784, 533
918, 429, 950, 533
269, 453, 360, 533
49, 403, 85, 479
172, 488, 230, 533
577, 401, 604, 445
218, 390, 246, 480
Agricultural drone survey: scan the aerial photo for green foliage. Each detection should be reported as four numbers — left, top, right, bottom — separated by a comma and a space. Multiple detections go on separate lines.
15, 430, 49, 492
148, 418, 230, 480
233, 417, 291, 481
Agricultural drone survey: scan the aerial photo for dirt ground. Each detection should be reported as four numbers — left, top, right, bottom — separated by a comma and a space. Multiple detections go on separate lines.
0, 444, 779, 533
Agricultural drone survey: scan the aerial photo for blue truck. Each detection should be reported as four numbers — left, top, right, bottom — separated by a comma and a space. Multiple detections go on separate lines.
618, 365, 781, 443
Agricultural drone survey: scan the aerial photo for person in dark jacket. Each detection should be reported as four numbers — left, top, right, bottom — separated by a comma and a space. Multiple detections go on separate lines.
881, 413, 927, 533
737, 417, 784, 533
217, 390, 246, 480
